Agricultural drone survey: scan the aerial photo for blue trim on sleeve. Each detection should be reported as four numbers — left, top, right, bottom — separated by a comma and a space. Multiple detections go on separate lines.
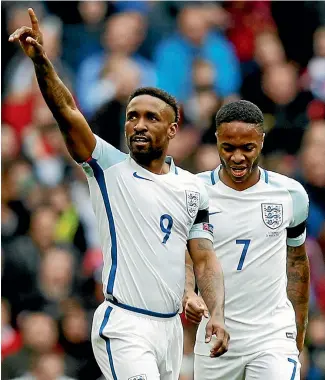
210, 170, 216, 185
107, 298, 178, 318
99, 306, 117, 380
87, 158, 117, 295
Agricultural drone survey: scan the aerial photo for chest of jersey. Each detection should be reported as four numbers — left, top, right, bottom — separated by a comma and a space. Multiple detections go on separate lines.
91, 162, 201, 245
206, 182, 293, 277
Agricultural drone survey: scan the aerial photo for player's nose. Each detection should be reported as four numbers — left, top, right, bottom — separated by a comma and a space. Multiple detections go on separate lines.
133, 118, 148, 132
231, 151, 245, 163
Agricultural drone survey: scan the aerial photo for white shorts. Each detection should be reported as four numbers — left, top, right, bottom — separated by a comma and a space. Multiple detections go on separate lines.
91, 300, 183, 380
194, 350, 301, 380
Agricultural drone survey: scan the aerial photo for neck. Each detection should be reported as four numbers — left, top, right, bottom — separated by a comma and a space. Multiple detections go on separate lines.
220, 166, 260, 191
132, 153, 170, 174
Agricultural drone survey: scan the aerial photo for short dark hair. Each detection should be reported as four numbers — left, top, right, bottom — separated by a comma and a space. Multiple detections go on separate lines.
128, 87, 180, 123
215, 100, 264, 133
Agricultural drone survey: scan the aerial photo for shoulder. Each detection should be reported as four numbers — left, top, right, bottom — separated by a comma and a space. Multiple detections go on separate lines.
266, 171, 309, 221
176, 167, 207, 192
267, 171, 308, 199
196, 170, 215, 186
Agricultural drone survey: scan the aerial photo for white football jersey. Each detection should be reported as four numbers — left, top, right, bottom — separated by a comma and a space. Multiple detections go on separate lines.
81, 135, 213, 316
194, 166, 309, 356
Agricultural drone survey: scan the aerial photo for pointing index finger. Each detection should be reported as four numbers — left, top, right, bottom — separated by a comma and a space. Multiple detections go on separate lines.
28, 8, 39, 32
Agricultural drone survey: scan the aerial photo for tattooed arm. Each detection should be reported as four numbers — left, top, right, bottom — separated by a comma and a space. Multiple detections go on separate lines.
287, 243, 310, 353
9, 8, 95, 162
187, 238, 229, 357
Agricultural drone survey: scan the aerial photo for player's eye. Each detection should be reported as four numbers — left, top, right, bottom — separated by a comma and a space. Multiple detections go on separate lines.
127, 114, 137, 121
147, 113, 158, 121
223, 146, 234, 152
244, 146, 254, 152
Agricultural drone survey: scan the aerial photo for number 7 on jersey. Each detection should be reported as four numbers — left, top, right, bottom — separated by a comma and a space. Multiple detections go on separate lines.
236, 239, 251, 270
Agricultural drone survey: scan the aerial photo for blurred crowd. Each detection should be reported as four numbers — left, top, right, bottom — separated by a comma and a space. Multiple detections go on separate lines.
1, 1, 325, 379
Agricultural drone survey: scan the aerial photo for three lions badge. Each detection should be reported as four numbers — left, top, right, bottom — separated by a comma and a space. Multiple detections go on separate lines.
186, 190, 200, 218
261, 203, 283, 229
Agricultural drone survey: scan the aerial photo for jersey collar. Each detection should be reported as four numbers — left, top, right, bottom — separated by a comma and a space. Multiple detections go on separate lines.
211, 166, 269, 187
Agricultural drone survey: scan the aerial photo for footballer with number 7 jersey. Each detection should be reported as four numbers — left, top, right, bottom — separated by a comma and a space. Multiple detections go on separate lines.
184, 100, 310, 380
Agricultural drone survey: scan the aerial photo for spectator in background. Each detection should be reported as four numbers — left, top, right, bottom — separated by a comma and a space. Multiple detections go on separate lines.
58, 300, 102, 379
11, 353, 77, 380
76, 11, 156, 118
1, 160, 32, 245
62, 1, 110, 75
298, 121, 325, 243
89, 56, 141, 151
2, 312, 59, 380
307, 26, 325, 102
261, 62, 314, 155
49, 184, 87, 256
241, 31, 287, 114
1, 124, 20, 166
1, 299, 22, 361
2, 14, 73, 140
2, 206, 59, 318
168, 59, 223, 166
30, 247, 80, 319
155, 5, 241, 103
225, 1, 276, 74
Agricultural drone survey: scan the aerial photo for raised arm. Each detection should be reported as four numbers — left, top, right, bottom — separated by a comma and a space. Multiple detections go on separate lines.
9, 8, 96, 162
187, 238, 229, 357
287, 243, 310, 353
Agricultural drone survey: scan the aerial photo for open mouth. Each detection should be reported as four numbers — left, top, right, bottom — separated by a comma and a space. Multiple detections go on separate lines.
132, 136, 149, 146
230, 166, 248, 178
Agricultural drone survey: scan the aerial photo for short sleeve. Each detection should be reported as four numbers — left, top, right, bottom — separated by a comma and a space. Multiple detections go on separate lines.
80, 135, 128, 177
287, 180, 309, 247
188, 180, 214, 242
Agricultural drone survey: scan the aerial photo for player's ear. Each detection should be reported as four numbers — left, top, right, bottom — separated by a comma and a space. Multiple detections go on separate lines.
168, 123, 178, 140
261, 133, 265, 149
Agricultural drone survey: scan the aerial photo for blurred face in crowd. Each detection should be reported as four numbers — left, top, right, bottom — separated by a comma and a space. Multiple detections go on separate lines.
78, 1, 107, 25
104, 12, 146, 55
33, 353, 64, 380
216, 122, 264, 189
30, 207, 57, 251
62, 307, 88, 344
254, 32, 286, 68
178, 7, 209, 45
1, 125, 19, 163
125, 95, 178, 166
314, 26, 325, 57
49, 185, 71, 214
1, 298, 10, 327
40, 248, 74, 300
301, 122, 325, 188
263, 63, 298, 105
21, 313, 58, 352
193, 59, 215, 90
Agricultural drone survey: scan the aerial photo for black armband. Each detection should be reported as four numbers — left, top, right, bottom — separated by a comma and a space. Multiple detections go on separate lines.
287, 220, 306, 238
194, 209, 209, 224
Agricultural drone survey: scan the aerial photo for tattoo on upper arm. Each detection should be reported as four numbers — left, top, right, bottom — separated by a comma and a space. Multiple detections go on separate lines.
197, 239, 213, 251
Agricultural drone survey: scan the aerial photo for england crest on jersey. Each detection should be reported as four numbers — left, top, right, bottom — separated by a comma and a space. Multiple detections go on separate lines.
128, 376, 147, 380
261, 203, 283, 229
186, 190, 200, 218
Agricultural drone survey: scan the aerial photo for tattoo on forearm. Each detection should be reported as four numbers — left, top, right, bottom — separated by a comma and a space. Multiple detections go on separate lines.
34, 58, 75, 117
195, 263, 224, 316
287, 245, 310, 330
